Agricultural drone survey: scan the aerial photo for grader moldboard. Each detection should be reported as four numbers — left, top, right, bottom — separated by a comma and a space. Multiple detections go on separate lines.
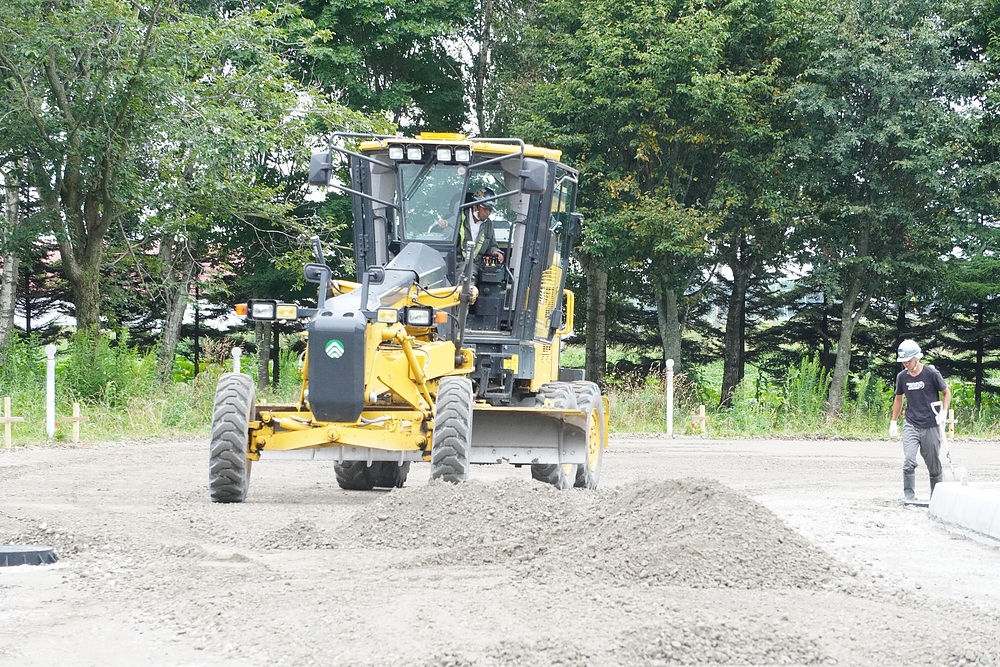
209, 132, 610, 502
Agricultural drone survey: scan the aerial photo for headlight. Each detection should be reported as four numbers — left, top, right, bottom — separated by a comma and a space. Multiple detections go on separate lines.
377, 308, 399, 324
436, 147, 452, 162
388, 145, 404, 160
275, 304, 298, 320
405, 307, 433, 327
454, 148, 471, 163
406, 145, 424, 161
249, 300, 277, 320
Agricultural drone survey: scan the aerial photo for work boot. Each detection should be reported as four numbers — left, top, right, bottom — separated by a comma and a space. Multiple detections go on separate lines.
903, 473, 917, 502
930, 473, 944, 497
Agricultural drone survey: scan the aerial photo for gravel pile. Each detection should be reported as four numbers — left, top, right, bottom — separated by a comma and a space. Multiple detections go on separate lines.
343, 477, 856, 590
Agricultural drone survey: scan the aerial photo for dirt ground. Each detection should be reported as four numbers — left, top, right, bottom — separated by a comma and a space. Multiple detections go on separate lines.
1, 434, 999, 667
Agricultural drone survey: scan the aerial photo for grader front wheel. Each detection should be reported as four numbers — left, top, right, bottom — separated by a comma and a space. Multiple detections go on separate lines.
530, 382, 579, 490
571, 381, 605, 489
209, 373, 255, 503
430, 376, 474, 483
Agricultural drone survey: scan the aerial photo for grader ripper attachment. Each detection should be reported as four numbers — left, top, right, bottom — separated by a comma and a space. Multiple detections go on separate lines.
209, 132, 610, 502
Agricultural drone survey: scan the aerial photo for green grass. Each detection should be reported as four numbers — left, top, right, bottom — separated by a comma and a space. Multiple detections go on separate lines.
604, 354, 1000, 439
0, 335, 301, 446
2, 337, 998, 445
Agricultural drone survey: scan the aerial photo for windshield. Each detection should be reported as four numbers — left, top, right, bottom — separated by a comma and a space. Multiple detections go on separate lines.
399, 162, 467, 243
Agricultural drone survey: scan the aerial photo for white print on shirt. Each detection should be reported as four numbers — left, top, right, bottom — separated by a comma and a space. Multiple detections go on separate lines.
905, 380, 926, 391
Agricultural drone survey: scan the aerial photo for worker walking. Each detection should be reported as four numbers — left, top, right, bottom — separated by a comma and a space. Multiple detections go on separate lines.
889, 339, 951, 502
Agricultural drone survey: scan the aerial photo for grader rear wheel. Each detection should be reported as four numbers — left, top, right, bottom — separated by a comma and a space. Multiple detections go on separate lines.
530, 382, 578, 490
209, 373, 255, 503
430, 376, 474, 483
372, 461, 411, 488
334, 461, 377, 490
571, 381, 605, 489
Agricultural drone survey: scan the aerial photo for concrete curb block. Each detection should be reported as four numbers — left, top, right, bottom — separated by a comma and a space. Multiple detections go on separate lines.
928, 481, 1000, 542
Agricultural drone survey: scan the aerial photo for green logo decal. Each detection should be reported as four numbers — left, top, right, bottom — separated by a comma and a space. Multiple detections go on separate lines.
325, 339, 345, 359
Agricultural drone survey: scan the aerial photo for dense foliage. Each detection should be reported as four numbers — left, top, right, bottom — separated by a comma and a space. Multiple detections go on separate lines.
2, 0, 1000, 438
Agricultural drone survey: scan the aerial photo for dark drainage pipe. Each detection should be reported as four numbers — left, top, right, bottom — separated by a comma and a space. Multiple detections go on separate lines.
0, 545, 58, 566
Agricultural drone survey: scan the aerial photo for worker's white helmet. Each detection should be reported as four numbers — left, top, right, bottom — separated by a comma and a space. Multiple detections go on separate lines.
896, 339, 922, 363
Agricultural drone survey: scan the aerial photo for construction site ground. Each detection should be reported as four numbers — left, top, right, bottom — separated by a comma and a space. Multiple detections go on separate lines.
2, 434, 999, 666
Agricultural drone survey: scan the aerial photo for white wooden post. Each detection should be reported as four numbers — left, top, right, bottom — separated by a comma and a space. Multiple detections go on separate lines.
45, 344, 57, 439
232, 347, 242, 374
1, 397, 25, 448
65, 402, 89, 444
665, 358, 674, 437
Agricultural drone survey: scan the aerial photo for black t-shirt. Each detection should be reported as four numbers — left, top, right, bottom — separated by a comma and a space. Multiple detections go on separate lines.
895, 364, 947, 429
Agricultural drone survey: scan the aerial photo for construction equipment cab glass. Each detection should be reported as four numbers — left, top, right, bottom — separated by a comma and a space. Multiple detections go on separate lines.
311, 133, 581, 344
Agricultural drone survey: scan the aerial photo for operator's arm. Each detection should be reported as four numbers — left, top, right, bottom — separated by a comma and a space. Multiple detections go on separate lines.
483, 222, 503, 260
941, 384, 952, 416
890, 394, 904, 422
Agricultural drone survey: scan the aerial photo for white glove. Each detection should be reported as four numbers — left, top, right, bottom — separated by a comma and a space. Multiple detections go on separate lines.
935, 411, 945, 426
889, 421, 899, 438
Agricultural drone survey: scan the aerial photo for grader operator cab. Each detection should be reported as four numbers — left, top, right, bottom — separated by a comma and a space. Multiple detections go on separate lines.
208, 132, 610, 502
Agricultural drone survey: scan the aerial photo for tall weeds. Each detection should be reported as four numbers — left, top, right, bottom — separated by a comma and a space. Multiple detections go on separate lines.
0, 335, 301, 445
604, 352, 999, 439
3, 337, 998, 444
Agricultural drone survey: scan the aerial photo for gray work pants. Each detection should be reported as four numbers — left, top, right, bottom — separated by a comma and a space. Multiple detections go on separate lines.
901, 422, 942, 477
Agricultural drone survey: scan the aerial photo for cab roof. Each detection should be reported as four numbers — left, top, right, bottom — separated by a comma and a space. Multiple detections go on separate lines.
358, 133, 563, 162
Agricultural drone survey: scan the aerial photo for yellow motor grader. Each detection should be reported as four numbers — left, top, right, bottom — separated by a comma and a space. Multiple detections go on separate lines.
208, 133, 609, 501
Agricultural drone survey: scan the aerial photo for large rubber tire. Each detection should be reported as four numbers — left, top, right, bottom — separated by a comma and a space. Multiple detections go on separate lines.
571, 381, 605, 489
430, 376, 474, 483
209, 373, 255, 503
530, 382, 578, 490
335, 461, 377, 490
372, 461, 411, 488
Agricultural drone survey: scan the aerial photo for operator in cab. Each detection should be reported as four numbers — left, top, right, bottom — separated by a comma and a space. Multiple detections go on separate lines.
431, 187, 504, 279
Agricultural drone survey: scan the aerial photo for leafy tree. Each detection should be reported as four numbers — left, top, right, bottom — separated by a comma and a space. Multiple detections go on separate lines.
130, 7, 357, 378
517, 0, 742, 376
460, 0, 532, 135
291, 0, 473, 131
935, 248, 1000, 409
0, 0, 180, 338
931, 0, 1000, 410
791, 0, 980, 416
697, 0, 816, 407
0, 1, 364, 382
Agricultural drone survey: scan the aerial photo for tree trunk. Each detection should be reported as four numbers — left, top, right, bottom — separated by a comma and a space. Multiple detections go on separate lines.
156, 237, 197, 381
34, 164, 109, 339
473, 0, 494, 135
654, 285, 683, 372
580, 253, 608, 387
975, 302, 984, 411
0, 175, 21, 351
827, 277, 871, 417
827, 217, 874, 418
719, 263, 751, 409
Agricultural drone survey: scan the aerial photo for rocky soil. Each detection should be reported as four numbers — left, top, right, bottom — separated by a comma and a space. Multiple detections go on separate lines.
1, 435, 999, 666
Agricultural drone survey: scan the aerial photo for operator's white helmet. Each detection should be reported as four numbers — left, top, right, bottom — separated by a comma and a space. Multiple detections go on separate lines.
896, 339, 922, 363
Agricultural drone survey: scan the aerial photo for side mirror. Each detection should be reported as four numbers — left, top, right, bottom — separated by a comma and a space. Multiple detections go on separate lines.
308, 152, 333, 186
304, 263, 331, 284
311, 236, 326, 265
519, 158, 547, 195
567, 212, 583, 237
